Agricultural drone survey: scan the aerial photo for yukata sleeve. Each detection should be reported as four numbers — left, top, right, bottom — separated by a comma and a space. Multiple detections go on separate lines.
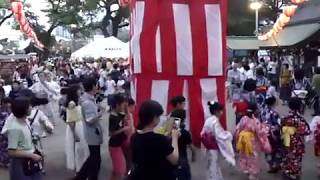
212, 120, 235, 166
256, 120, 272, 153
234, 116, 247, 139
297, 118, 311, 136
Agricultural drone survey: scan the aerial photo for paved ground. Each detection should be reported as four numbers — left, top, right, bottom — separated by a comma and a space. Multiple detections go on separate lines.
0, 103, 319, 180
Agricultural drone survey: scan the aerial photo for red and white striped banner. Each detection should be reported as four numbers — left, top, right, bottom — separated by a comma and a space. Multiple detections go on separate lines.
131, 0, 227, 146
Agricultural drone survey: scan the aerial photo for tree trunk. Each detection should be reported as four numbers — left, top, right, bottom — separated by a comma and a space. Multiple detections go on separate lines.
0, 12, 13, 27
101, 6, 112, 37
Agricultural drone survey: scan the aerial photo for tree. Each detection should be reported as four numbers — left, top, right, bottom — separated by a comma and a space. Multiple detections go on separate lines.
81, 0, 130, 37
0, 0, 13, 27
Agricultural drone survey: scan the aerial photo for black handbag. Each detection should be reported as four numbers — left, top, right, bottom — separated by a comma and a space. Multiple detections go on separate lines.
22, 112, 43, 176
22, 149, 43, 176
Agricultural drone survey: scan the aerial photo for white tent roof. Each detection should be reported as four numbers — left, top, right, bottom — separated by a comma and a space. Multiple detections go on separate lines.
71, 36, 129, 59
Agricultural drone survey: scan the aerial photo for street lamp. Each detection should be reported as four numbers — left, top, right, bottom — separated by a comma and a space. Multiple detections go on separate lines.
250, 1, 262, 36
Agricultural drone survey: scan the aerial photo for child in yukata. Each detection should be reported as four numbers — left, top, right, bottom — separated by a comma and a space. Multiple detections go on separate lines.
260, 96, 282, 173
235, 102, 271, 180
201, 101, 235, 180
281, 98, 310, 180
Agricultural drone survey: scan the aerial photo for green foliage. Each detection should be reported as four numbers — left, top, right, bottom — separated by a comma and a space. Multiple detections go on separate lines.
0, 0, 8, 8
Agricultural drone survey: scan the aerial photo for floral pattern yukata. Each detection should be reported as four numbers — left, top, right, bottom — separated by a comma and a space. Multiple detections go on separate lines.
281, 111, 310, 179
235, 116, 270, 175
0, 110, 10, 167
260, 106, 282, 169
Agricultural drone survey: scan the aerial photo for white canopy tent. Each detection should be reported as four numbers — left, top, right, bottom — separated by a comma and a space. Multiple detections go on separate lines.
71, 36, 129, 60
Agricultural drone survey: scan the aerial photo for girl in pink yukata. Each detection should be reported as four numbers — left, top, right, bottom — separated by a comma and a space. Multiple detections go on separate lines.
235, 103, 271, 180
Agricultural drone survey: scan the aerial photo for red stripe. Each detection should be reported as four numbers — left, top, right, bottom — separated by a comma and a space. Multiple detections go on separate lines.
216, 77, 226, 128
189, 0, 209, 77
139, 0, 158, 74
188, 79, 204, 147
167, 78, 184, 113
134, 76, 152, 127
159, 0, 177, 76
219, 0, 228, 128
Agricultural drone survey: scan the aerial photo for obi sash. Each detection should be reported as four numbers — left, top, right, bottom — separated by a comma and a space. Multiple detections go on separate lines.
201, 132, 218, 150
282, 126, 296, 147
236, 131, 254, 156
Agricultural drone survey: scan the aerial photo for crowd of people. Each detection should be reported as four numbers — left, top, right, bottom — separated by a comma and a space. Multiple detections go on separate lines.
1, 55, 320, 180
227, 58, 320, 180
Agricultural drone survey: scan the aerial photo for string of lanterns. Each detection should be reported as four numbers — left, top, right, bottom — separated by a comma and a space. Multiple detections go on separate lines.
258, 0, 305, 41
119, 0, 130, 7
10, 0, 44, 48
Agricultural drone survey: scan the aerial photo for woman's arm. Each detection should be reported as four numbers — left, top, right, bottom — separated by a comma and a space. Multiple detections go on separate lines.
8, 149, 39, 160
109, 126, 130, 136
166, 129, 180, 165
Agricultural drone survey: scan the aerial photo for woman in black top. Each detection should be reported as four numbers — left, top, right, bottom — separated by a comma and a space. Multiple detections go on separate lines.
130, 100, 180, 180
108, 94, 129, 180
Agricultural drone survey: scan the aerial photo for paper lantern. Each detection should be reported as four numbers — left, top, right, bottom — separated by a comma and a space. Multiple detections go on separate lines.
279, 14, 290, 26
291, 0, 305, 4
119, 0, 130, 7
267, 30, 275, 38
273, 21, 283, 33
284, 5, 297, 17
258, 35, 268, 41
11, 2, 22, 14
20, 15, 27, 25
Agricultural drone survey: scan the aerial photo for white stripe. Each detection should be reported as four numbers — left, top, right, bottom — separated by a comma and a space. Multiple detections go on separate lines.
182, 80, 190, 130
130, 6, 135, 60
131, 2, 145, 74
156, 26, 162, 73
130, 78, 137, 101
200, 78, 218, 119
173, 4, 193, 76
205, 4, 223, 76
151, 80, 169, 115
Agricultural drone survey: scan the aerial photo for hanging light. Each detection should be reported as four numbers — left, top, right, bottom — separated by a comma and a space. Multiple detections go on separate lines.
291, 0, 305, 4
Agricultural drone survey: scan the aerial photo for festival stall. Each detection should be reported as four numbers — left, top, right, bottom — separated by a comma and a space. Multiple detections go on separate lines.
70, 36, 129, 60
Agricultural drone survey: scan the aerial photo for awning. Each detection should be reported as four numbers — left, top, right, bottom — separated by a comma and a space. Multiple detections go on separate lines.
228, 23, 320, 50
227, 36, 266, 50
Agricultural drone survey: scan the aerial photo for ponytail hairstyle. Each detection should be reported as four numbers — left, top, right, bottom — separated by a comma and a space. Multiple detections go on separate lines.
246, 102, 257, 118
207, 101, 224, 115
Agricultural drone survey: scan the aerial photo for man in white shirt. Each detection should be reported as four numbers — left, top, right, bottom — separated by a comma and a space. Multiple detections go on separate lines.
105, 75, 116, 96
227, 63, 241, 101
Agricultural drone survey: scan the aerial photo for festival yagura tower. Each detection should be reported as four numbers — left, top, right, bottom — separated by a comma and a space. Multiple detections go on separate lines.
130, 0, 228, 146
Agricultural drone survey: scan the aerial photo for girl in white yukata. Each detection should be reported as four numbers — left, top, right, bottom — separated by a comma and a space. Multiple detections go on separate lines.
201, 101, 235, 180
64, 85, 89, 174
307, 112, 320, 175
